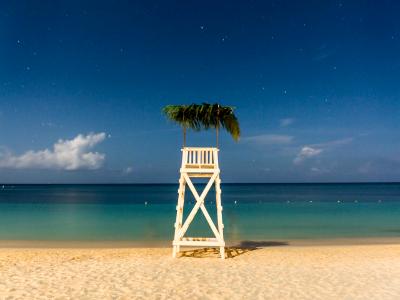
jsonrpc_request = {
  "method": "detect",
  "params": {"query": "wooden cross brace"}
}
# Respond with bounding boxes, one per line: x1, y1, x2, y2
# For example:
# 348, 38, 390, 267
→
177, 172, 222, 242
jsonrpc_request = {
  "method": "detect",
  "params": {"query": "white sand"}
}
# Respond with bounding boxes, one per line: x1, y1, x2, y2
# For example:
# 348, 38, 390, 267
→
1, 244, 400, 299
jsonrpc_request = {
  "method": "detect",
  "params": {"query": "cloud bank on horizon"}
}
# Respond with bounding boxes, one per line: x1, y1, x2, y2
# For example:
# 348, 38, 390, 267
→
0, 133, 106, 170
294, 146, 323, 164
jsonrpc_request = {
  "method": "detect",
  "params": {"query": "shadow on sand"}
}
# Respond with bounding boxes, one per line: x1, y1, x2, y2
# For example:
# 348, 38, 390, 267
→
179, 240, 289, 259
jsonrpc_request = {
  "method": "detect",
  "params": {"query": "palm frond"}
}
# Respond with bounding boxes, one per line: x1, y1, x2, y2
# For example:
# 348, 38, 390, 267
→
162, 103, 240, 141
162, 105, 201, 131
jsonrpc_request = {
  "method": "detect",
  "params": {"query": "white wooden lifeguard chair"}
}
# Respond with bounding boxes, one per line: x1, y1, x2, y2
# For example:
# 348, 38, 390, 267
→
172, 147, 225, 259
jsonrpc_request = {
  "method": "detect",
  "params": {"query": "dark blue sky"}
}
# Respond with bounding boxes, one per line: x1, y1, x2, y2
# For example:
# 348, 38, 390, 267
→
0, 1, 399, 183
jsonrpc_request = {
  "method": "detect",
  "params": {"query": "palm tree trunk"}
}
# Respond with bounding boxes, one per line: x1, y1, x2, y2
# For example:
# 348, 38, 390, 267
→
216, 105, 220, 148
216, 125, 219, 148
183, 126, 186, 148
183, 113, 186, 148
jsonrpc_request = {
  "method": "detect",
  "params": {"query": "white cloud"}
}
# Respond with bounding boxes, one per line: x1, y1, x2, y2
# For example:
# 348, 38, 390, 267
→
310, 166, 330, 174
294, 146, 323, 164
279, 118, 295, 127
294, 137, 353, 165
245, 134, 293, 145
124, 166, 133, 174
0, 133, 106, 170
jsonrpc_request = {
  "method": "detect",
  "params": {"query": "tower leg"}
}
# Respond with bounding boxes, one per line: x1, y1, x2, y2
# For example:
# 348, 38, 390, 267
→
215, 174, 225, 259
177, 181, 185, 254
172, 175, 186, 258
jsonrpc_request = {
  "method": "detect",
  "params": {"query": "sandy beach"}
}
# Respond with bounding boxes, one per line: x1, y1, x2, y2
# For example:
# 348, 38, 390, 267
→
1, 244, 400, 299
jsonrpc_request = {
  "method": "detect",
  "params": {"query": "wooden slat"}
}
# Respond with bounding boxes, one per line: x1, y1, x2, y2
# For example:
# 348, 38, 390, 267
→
182, 147, 219, 170
173, 240, 224, 247
181, 168, 219, 174
183, 237, 218, 242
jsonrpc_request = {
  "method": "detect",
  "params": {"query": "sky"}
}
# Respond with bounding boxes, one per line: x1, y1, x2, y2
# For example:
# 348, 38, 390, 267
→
0, 0, 399, 183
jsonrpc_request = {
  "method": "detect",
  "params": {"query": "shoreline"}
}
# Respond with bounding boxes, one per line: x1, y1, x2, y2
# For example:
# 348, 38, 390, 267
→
1, 236, 400, 248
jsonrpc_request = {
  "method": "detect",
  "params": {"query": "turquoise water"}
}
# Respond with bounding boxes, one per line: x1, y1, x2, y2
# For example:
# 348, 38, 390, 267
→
0, 184, 400, 243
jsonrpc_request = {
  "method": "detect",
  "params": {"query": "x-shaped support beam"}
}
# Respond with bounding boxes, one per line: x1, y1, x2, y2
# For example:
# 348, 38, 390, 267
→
177, 172, 222, 241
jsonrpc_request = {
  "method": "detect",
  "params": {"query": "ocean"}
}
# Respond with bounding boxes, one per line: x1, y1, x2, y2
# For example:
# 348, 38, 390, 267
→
0, 183, 400, 245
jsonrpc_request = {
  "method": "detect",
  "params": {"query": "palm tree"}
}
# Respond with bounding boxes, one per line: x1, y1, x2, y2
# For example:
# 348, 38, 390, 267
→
162, 104, 199, 147
162, 103, 240, 147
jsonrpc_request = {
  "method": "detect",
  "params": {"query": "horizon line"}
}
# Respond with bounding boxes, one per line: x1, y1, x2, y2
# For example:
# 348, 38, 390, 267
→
1, 182, 400, 185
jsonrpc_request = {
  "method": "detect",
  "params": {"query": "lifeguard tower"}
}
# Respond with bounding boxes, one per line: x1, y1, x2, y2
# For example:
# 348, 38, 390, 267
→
162, 103, 240, 259
172, 147, 224, 258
